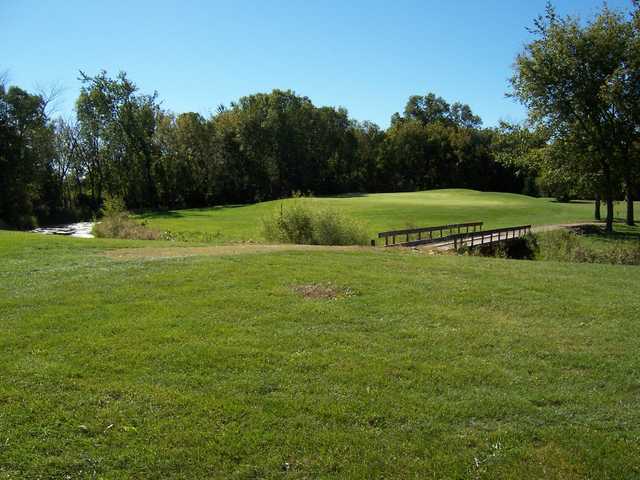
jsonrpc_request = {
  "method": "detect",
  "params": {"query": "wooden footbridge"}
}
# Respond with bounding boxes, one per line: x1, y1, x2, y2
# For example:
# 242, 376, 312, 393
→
373, 221, 532, 250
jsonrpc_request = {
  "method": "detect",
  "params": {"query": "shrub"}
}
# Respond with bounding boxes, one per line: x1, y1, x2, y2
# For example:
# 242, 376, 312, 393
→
535, 230, 582, 262
93, 196, 161, 240
263, 201, 369, 245
102, 196, 127, 217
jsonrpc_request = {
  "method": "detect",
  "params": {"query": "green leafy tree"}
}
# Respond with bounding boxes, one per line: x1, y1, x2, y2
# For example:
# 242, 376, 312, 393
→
0, 84, 57, 227
511, 3, 637, 231
400, 93, 481, 129
76, 71, 160, 209
601, 2, 640, 224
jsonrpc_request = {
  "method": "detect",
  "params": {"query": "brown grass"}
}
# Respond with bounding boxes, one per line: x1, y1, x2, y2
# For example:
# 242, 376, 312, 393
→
291, 282, 356, 300
94, 213, 162, 240
103, 244, 374, 260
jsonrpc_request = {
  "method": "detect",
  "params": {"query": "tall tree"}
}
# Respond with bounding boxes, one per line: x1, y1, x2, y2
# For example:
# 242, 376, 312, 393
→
76, 71, 160, 209
602, 3, 640, 224
0, 84, 56, 227
401, 93, 481, 129
511, 4, 636, 231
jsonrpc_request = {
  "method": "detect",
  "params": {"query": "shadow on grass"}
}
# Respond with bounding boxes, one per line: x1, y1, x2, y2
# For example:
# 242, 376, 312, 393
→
325, 192, 371, 198
549, 199, 593, 204
572, 223, 640, 242
136, 204, 248, 219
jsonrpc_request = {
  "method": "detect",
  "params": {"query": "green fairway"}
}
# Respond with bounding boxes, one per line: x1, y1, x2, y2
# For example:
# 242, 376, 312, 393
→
2, 231, 640, 478
136, 189, 615, 243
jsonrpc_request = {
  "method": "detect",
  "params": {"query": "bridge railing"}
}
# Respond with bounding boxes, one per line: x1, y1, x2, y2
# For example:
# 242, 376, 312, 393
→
374, 223, 532, 249
375, 222, 483, 247
451, 225, 532, 249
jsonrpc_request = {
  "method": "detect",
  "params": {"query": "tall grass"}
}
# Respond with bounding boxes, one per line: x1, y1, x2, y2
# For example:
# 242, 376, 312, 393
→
263, 201, 369, 245
536, 229, 640, 265
93, 197, 162, 240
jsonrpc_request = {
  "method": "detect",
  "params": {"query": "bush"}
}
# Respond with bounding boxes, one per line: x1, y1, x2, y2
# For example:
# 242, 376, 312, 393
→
263, 201, 369, 245
93, 196, 161, 240
535, 230, 582, 262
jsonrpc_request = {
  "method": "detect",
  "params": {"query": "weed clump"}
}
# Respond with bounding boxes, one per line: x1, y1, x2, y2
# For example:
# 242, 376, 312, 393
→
263, 200, 369, 245
536, 229, 640, 265
292, 282, 356, 300
93, 197, 162, 240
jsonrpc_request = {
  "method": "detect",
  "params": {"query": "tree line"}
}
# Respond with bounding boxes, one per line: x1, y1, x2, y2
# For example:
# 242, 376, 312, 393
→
0, 74, 524, 228
1, 2, 638, 230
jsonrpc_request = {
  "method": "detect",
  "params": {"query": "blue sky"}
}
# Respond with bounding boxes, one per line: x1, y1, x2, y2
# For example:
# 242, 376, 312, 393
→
1, 0, 633, 127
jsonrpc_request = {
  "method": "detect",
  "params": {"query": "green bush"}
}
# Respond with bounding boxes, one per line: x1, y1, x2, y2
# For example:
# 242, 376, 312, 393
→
94, 196, 161, 240
102, 196, 127, 217
263, 201, 369, 245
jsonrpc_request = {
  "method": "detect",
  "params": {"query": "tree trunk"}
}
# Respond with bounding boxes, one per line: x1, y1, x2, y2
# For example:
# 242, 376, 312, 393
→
603, 163, 614, 233
594, 193, 601, 221
605, 194, 614, 233
626, 182, 635, 226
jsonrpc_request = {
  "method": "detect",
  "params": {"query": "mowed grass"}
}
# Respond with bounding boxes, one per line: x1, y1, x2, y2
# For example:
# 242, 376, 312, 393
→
2, 231, 640, 478
136, 189, 621, 243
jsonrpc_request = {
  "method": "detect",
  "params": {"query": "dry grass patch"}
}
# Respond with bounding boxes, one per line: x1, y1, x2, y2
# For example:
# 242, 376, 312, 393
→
103, 244, 374, 260
291, 282, 356, 300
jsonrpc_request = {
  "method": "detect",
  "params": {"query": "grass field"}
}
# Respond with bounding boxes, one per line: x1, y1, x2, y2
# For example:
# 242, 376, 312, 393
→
2, 230, 640, 478
136, 190, 619, 243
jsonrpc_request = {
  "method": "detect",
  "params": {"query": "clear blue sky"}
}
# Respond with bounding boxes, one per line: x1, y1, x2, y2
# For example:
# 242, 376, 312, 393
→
1, 0, 633, 128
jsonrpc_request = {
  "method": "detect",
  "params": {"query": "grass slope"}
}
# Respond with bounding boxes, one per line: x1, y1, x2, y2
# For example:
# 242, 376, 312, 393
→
2, 231, 640, 478
137, 189, 618, 243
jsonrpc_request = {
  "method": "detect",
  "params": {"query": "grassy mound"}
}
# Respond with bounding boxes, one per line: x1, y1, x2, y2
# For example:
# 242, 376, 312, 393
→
136, 189, 621, 244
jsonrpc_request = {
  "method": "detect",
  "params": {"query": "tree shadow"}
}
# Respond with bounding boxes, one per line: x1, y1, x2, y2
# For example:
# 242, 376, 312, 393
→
572, 223, 640, 242
549, 199, 593, 204
326, 192, 370, 198
136, 204, 248, 219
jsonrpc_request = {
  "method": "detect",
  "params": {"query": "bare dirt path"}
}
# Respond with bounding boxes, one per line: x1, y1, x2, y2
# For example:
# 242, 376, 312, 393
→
103, 243, 375, 260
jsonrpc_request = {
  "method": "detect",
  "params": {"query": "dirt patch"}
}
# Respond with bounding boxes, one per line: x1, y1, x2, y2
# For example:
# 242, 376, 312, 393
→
291, 283, 356, 300
103, 244, 372, 260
